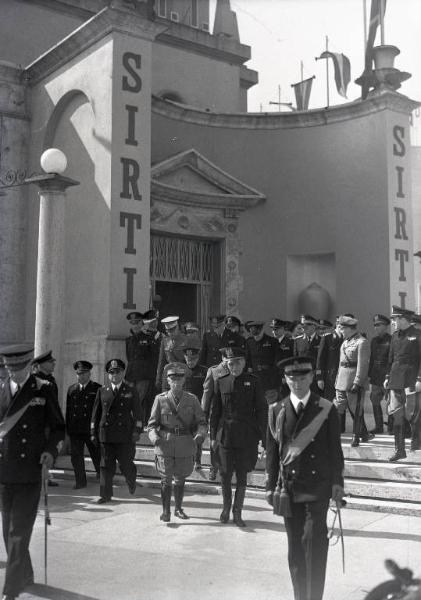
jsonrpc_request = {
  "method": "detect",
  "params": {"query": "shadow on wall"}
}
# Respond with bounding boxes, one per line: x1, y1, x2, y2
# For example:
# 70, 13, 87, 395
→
287, 253, 336, 320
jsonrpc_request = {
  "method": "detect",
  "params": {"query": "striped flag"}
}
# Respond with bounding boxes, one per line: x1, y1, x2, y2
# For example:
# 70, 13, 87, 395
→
291, 76, 315, 110
318, 52, 351, 98
361, 0, 387, 98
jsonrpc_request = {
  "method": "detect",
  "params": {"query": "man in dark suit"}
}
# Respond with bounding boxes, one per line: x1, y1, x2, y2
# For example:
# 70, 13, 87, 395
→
91, 359, 143, 503
210, 347, 265, 527
0, 344, 65, 600
199, 315, 226, 368
294, 315, 322, 395
368, 314, 391, 434
316, 318, 343, 401
265, 356, 344, 600
66, 360, 101, 489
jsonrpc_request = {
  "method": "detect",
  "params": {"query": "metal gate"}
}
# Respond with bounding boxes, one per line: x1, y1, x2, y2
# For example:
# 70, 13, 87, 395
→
150, 234, 220, 332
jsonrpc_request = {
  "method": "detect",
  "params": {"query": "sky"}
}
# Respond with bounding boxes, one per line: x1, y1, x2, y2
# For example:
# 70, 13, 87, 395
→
209, 0, 421, 138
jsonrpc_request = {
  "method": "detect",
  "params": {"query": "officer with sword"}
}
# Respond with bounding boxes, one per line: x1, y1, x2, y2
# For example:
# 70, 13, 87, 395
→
265, 355, 344, 600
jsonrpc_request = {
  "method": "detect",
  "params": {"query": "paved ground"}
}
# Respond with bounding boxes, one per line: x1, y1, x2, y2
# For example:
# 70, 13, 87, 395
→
1, 479, 420, 600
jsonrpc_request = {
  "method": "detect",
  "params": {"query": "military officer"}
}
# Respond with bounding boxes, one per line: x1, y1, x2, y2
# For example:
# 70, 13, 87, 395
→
91, 359, 143, 503
210, 347, 265, 527
198, 315, 226, 367
245, 320, 279, 390
335, 314, 372, 447
66, 361, 101, 489
201, 351, 230, 481
368, 314, 392, 434
384, 306, 421, 461
270, 318, 294, 399
316, 317, 343, 402
221, 315, 246, 348
294, 315, 322, 394
155, 316, 188, 392
147, 363, 207, 522
0, 344, 65, 600
265, 356, 344, 600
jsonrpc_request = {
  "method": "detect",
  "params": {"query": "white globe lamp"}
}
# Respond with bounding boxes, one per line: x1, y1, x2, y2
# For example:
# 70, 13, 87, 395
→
40, 148, 68, 174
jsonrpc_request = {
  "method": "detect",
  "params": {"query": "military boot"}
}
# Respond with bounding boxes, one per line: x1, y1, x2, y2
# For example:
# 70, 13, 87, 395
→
370, 405, 384, 434
220, 478, 232, 524
232, 485, 247, 527
389, 425, 407, 462
160, 483, 172, 522
174, 483, 189, 519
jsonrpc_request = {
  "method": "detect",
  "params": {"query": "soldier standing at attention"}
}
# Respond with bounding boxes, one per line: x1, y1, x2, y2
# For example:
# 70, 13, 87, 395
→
368, 314, 392, 434
91, 359, 143, 504
148, 364, 207, 522
335, 315, 372, 447
155, 316, 188, 392
66, 361, 101, 489
199, 315, 226, 368
210, 347, 265, 527
384, 306, 421, 461
265, 356, 344, 600
0, 345, 65, 600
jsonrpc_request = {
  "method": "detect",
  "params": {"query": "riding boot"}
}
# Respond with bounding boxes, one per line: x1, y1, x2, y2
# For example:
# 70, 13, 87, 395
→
387, 415, 394, 435
220, 478, 232, 524
160, 482, 172, 522
174, 482, 189, 519
351, 409, 360, 447
371, 405, 384, 434
232, 485, 247, 527
340, 412, 346, 434
389, 425, 407, 462
360, 418, 374, 442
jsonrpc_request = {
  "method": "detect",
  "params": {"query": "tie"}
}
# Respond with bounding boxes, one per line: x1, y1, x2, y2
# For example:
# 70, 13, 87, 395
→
296, 401, 304, 418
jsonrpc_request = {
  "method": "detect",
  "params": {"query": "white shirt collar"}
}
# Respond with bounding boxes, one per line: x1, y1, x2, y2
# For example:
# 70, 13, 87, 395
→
289, 390, 311, 412
277, 334, 285, 343
112, 382, 123, 392
10, 373, 30, 395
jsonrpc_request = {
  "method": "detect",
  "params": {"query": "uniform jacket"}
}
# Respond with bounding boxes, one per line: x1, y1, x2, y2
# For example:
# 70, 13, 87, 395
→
387, 325, 421, 389
91, 380, 142, 444
275, 335, 294, 363
66, 380, 101, 436
147, 390, 207, 458
201, 362, 229, 417
294, 333, 321, 363
316, 331, 342, 377
265, 394, 344, 502
199, 330, 223, 368
0, 375, 65, 484
156, 332, 188, 387
125, 330, 162, 382
335, 332, 370, 391
210, 372, 265, 448
245, 334, 279, 390
369, 332, 392, 386
184, 364, 207, 398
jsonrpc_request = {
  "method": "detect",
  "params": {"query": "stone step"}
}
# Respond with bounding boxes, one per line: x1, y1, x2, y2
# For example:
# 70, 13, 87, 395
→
342, 434, 421, 463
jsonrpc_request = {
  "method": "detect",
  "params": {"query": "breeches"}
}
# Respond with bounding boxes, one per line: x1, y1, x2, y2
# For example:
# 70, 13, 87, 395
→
334, 390, 364, 418
1, 480, 41, 596
155, 455, 194, 485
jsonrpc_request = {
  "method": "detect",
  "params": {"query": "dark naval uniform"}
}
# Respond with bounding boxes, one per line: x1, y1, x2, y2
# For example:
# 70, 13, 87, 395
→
316, 330, 343, 401
368, 332, 391, 433
245, 333, 279, 391
0, 374, 65, 597
266, 393, 344, 600
66, 379, 101, 486
91, 380, 142, 501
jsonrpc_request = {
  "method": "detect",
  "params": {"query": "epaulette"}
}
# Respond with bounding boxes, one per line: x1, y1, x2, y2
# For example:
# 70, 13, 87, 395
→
35, 376, 51, 389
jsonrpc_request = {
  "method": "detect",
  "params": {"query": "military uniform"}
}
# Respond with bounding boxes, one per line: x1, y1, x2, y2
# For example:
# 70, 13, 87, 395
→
334, 329, 370, 444
91, 378, 142, 501
316, 330, 343, 401
156, 331, 188, 390
265, 390, 344, 600
294, 331, 322, 395
245, 333, 279, 391
201, 361, 229, 479
66, 378, 101, 487
369, 329, 391, 433
210, 361, 265, 526
0, 345, 65, 599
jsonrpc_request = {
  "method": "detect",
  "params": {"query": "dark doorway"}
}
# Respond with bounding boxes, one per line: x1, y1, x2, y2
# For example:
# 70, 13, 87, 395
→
155, 281, 198, 323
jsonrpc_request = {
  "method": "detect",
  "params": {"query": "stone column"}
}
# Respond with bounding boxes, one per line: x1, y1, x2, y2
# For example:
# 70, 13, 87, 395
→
25, 173, 79, 396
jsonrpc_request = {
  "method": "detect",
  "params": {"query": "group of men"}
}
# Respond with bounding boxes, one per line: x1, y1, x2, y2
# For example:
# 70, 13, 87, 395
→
1, 302, 421, 600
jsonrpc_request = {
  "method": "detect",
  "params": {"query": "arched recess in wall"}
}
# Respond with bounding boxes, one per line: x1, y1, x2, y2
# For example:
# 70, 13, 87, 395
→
157, 89, 185, 104
43, 89, 91, 151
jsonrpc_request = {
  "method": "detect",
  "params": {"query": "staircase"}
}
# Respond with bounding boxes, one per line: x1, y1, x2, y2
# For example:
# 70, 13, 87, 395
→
54, 433, 421, 516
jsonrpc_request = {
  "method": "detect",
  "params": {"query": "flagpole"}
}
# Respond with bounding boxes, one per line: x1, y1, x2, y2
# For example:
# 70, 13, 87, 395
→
300, 60, 304, 83
380, 0, 385, 44
325, 35, 330, 107
363, 0, 367, 53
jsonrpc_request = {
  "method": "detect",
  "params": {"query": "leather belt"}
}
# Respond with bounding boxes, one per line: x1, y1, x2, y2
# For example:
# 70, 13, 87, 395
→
160, 425, 191, 436
340, 361, 357, 367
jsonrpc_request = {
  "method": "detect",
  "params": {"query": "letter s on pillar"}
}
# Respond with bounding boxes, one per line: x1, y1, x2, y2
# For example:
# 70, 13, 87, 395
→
122, 53, 142, 93
393, 125, 405, 157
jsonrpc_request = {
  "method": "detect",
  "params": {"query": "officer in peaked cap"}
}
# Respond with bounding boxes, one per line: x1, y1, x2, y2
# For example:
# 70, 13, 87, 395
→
220, 316, 246, 352
66, 361, 101, 489
0, 344, 64, 598
270, 318, 294, 363
265, 355, 344, 600
384, 305, 421, 460
368, 314, 392, 434
91, 358, 143, 503
199, 315, 226, 368
294, 316, 322, 394
156, 316, 188, 392
147, 362, 207, 522
210, 346, 266, 527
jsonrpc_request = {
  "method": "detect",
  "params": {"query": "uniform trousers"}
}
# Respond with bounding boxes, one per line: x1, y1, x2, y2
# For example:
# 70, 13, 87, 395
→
284, 498, 330, 600
155, 454, 194, 485
70, 433, 101, 485
387, 389, 406, 424
1, 480, 41, 596
99, 442, 137, 500
217, 446, 255, 486
334, 390, 369, 435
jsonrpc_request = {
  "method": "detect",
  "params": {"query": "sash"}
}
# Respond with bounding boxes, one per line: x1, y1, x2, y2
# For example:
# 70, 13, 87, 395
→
283, 398, 332, 465
0, 400, 32, 441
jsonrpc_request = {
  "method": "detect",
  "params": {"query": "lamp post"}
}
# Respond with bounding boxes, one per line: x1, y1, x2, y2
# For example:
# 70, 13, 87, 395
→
25, 149, 79, 396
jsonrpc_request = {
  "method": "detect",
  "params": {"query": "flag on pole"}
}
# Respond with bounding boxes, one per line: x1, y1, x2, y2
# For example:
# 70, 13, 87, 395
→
291, 76, 315, 110
360, 0, 387, 98
318, 51, 351, 98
